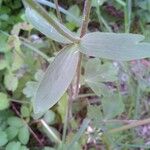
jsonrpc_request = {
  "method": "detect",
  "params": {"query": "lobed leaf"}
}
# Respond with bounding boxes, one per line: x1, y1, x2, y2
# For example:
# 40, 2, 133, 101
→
79, 32, 150, 61
34, 45, 79, 113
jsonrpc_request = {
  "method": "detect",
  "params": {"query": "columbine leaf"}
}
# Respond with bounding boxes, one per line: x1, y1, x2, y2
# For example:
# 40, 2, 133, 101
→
25, 7, 76, 44
79, 32, 150, 61
102, 92, 125, 119
34, 45, 79, 113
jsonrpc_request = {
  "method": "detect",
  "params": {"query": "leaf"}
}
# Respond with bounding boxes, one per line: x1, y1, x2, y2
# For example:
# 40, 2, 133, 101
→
37, 0, 81, 25
43, 110, 55, 124
0, 92, 9, 110
0, 131, 8, 146
6, 126, 19, 140
4, 73, 18, 91
6, 141, 21, 150
85, 58, 118, 83
0, 33, 9, 52
87, 105, 103, 127
25, 7, 75, 44
66, 5, 81, 26
34, 45, 79, 114
67, 118, 90, 149
23, 81, 38, 98
18, 126, 30, 145
21, 106, 30, 117
84, 59, 118, 96
0, 59, 7, 70
20, 146, 29, 150
102, 93, 125, 119
7, 117, 24, 128
57, 93, 68, 123
79, 32, 150, 61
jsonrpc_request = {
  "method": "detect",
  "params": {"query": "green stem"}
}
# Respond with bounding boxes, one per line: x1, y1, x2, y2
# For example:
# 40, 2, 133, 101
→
53, 0, 62, 23
40, 119, 62, 144
96, 6, 112, 32
108, 117, 150, 133
24, 0, 80, 43
124, 0, 132, 33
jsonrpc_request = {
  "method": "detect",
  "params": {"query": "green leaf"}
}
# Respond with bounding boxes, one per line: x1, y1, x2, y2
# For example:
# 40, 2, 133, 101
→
0, 33, 9, 52
6, 126, 19, 140
24, 0, 79, 43
102, 93, 125, 119
20, 146, 29, 150
43, 110, 55, 124
87, 105, 103, 127
67, 118, 90, 149
66, 5, 81, 26
79, 32, 150, 61
34, 45, 79, 113
6, 141, 21, 150
18, 126, 30, 145
84, 59, 118, 96
23, 81, 38, 98
85, 58, 118, 83
0, 131, 8, 146
57, 93, 68, 123
25, 7, 75, 44
21, 106, 30, 117
7, 117, 24, 128
0, 59, 7, 70
37, 0, 81, 25
4, 73, 18, 91
0, 92, 9, 110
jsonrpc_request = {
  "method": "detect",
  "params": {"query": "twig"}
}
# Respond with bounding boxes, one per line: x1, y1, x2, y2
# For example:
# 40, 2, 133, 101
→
11, 103, 43, 146
75, 0, 92, 97
53, 0, 62, 23
108, 118, 150, 133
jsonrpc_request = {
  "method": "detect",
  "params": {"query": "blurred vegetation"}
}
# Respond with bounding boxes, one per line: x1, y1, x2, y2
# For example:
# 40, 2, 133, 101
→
0, 0, 150, 149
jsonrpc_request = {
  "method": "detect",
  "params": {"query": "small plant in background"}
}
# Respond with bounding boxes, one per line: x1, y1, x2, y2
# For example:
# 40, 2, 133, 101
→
0, 0, 150, 149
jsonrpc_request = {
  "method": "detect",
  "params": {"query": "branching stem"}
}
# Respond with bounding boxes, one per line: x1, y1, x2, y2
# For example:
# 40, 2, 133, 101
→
75, 0, 92, 97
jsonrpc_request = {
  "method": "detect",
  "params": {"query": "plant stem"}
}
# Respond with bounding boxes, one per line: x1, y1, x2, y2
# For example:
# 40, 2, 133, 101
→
108, 117, 150, 133
20, 37, 50, 62
24, 0, 80, 43
12, 103, 43, 146
40, 119, 62, 144
96, 6, 112, 32
124, 0, 132, 33
53, 0, 62, 23
75, 0, 92, 97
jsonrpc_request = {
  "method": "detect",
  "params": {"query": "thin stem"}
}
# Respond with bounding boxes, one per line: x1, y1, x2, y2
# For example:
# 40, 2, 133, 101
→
11, 103, 43, 146
24, 0, 80, 43
96, 6, 112, 32
75, 0, 92, 97
37, 0, 81, 25
11, 99, 30, 104
20, 37, 50, 62
134, 83, 141, 119
108, 117, 150, 133
53, 0, 62, 23
124, 0, 132, 33
40, 119, 62, 144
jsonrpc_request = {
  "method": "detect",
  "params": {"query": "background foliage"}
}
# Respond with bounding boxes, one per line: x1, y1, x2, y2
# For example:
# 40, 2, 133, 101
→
0, 0, 150, 149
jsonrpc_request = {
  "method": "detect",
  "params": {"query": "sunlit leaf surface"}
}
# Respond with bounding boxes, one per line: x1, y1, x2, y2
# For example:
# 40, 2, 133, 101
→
79, 32, 150, 61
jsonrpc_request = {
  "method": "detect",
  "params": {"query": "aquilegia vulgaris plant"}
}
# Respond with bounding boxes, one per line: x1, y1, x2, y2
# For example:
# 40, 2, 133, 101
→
23, 0, 150, 114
